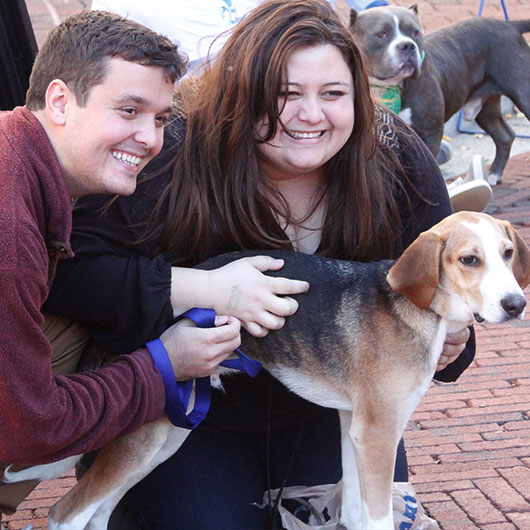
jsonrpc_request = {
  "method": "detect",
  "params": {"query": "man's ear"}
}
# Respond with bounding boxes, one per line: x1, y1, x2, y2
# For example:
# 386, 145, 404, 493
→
45, 79, 73, 126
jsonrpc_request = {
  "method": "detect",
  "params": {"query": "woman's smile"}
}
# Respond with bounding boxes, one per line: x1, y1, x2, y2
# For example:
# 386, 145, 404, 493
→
256, 43, 355, 181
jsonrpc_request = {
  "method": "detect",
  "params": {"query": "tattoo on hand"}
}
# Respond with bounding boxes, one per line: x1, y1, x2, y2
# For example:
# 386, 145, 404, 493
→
227, 285, 243, 311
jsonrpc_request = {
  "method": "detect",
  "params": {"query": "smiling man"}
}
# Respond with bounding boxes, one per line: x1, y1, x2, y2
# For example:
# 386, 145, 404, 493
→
0, 9, 189, 520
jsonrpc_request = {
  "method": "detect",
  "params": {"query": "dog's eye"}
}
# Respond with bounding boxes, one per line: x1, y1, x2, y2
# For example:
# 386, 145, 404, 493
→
504, 248, 514, 260
376, 31, 388, 40
412, 30, 420, 38
460, 255, 479, 266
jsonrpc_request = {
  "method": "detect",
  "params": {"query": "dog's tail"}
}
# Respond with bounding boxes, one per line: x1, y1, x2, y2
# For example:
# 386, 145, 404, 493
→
510, 20, 530, 35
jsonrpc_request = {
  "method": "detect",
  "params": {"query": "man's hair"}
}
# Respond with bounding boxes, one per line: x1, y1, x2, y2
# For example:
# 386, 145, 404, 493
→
26, 10, 185, 110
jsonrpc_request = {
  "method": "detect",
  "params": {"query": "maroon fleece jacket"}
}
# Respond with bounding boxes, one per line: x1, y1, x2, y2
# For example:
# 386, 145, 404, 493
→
0, 107, 165, 466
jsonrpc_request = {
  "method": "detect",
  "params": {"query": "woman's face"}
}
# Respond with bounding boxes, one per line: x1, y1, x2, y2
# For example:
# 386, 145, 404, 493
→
256, 43, 355, 182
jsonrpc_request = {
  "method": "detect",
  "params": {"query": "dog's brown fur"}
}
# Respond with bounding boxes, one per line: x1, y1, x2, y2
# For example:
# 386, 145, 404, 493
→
5, 211, 530, 529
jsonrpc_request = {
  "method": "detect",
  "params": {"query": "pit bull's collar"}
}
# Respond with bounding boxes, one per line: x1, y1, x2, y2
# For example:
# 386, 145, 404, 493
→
371, 50, 425, 114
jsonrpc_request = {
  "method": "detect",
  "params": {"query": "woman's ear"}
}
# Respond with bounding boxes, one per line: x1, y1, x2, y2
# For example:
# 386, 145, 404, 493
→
44, 79, 73, 126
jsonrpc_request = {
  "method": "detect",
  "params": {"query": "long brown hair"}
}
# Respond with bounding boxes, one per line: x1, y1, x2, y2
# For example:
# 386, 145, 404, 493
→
149, 0, 406, 262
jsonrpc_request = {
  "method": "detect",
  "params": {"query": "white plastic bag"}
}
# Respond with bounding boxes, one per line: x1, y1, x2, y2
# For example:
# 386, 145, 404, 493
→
261, 481, 440, 530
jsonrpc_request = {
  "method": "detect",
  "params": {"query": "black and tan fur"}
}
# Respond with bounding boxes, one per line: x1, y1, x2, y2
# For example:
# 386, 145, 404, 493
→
5, 211, 530, 529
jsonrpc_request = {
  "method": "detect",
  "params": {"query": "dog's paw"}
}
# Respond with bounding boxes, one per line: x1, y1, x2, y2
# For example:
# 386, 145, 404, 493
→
488, 172, 502, 186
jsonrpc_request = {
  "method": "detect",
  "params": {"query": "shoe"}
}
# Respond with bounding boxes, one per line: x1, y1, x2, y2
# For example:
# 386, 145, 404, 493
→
437, 139, 453, 165
448, 154, 492, 212
449, 180, 492, 212
464, 154, 488, 183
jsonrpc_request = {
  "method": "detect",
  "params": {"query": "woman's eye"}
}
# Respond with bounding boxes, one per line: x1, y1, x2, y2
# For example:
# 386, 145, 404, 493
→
279, 91, 299, 98
324, 90, 346, 98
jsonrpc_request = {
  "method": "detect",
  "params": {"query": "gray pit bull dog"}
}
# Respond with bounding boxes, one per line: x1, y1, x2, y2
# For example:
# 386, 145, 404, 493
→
350, 5, 530, 186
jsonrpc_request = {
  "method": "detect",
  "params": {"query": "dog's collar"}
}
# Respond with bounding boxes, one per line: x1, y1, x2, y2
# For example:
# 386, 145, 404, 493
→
370, 50, 426, 114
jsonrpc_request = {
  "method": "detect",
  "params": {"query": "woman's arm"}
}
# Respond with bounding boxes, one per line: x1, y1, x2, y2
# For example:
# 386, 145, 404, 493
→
45, 173, 175, 353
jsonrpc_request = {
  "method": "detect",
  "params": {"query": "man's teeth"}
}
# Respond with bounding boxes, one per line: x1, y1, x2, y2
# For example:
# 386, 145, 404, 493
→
289, 131, 322, 139
112, 151, 141, 166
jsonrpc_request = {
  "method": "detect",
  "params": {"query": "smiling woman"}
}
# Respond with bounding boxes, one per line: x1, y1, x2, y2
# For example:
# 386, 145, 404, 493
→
256, 44, 355, 181
45, 0, 476, 528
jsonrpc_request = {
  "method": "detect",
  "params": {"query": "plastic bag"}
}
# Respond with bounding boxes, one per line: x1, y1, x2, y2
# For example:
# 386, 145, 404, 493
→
261, 481, 440, 530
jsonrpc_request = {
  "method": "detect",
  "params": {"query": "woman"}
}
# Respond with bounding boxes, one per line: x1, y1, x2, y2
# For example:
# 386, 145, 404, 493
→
46, 0, 474, 527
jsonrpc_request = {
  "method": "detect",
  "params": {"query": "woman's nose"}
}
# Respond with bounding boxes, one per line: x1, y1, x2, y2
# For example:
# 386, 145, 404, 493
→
297, 96, 325, 123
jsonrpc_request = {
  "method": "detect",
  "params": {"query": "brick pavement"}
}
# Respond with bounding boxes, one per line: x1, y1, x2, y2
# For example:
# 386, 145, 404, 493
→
3, 0, 530, 529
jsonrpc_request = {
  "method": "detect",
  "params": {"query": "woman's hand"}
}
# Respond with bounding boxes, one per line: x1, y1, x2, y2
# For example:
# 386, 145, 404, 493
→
207, 256, 309, 337
437, 327, 470, 372
160, 315, 241, 381
171, 256, 309, 338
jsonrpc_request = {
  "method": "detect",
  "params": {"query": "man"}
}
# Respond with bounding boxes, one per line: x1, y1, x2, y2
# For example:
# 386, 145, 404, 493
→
0, 10, 243, 519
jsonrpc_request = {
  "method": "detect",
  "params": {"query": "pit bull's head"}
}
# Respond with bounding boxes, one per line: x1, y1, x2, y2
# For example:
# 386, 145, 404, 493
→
350, 5, 424, 86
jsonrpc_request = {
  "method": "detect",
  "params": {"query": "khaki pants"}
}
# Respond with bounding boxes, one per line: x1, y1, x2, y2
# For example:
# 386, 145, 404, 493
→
0, 312, 89, 517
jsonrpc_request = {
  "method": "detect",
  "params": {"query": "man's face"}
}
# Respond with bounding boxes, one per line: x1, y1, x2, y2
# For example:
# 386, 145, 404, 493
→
58, 58, 174, 197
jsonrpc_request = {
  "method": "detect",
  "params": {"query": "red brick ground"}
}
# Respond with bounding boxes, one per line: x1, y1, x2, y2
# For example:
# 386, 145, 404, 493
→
3, 1, 530, 529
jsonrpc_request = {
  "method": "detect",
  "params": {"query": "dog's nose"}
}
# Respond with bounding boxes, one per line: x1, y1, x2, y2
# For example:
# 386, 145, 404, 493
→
398, 42, 416, 54
501, 293, 527, 317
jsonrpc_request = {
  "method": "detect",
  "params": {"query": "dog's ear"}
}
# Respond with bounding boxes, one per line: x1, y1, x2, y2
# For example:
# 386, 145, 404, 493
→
387, 231, 443, 309
350, 8, 358, 28
502, 220, 530, 288
409, 4, 419, 14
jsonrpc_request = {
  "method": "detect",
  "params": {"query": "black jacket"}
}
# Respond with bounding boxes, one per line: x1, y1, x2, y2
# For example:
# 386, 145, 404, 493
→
45, 111, 475, 432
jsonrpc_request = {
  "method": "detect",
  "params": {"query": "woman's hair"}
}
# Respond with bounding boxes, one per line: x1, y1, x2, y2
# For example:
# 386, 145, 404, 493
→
149, 0, 408, 262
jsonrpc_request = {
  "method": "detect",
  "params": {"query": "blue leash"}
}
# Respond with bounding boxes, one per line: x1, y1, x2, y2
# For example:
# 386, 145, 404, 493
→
146, 308, 262, 429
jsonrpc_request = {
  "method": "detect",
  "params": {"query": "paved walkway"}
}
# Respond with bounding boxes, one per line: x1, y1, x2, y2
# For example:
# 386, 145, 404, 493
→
3, 0, 530, 529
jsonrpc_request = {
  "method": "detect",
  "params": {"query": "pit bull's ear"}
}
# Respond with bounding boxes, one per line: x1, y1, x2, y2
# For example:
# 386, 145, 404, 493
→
502, 220, 530, 288
350, 8, 358, 28
409, 4, 419, 14
387, 231, 443, 309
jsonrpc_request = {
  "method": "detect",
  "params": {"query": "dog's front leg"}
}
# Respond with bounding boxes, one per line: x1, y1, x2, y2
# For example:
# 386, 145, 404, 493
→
338, 410, 362, 530
49, 416, 190, 530
339, 409, 397, 530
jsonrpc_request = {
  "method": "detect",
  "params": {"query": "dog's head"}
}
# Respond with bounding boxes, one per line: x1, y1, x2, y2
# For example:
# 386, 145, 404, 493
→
387, 212, 530, 325
350, 5, 424, 86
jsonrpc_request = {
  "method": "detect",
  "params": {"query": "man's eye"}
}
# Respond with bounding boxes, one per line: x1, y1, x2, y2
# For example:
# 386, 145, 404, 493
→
121, 107, 136, 117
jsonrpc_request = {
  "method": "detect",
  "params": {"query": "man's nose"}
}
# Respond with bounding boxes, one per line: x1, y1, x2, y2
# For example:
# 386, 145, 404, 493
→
134, 117, 162, 152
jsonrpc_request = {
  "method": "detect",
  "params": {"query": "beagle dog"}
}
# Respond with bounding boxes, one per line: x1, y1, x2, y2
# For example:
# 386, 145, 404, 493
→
5, 211, 530, 530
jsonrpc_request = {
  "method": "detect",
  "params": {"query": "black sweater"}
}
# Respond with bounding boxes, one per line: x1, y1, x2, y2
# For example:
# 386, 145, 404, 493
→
45, 112, 475, 432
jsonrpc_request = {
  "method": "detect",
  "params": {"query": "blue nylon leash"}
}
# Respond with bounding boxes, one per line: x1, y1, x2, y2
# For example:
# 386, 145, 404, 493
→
146, 308, 262, 429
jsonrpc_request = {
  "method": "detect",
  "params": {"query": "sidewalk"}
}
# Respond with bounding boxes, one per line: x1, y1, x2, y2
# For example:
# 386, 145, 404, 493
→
3, 1, 530, 529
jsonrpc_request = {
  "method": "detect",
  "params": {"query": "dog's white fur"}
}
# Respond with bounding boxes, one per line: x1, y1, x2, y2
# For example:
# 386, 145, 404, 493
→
4, 212, 530, 530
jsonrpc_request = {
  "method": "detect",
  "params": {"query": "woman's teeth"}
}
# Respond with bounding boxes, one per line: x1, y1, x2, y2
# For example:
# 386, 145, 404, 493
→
289, 131, 323, 139
112, 151, 141, 167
